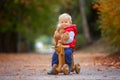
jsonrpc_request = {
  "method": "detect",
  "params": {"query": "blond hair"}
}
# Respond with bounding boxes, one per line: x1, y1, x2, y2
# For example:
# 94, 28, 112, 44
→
59, 13, 72, 21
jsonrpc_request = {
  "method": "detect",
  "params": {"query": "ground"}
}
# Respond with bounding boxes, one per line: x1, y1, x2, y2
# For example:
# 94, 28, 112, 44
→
0, 51, 120, 80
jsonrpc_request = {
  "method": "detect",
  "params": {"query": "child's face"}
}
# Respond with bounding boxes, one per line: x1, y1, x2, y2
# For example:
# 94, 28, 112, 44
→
59, 17, 71, 28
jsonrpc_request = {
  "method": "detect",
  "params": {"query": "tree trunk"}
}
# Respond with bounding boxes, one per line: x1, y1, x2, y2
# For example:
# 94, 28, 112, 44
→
17, 0, 22, 53
17, 32, 22, 52
0, 32, 17, 52
78, 0, 92, 44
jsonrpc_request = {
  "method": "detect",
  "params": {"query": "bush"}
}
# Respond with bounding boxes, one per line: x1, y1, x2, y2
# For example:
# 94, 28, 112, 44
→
75, 34, 87, 50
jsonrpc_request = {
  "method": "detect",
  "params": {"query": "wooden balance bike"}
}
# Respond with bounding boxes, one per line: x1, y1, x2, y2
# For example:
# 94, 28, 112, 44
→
52, 43, 80, 75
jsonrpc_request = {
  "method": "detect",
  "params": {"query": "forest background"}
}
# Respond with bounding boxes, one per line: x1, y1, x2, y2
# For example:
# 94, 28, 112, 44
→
0, 0, 120, 54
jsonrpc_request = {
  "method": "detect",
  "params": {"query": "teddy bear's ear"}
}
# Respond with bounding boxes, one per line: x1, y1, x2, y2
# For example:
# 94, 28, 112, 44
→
57, 24, 61, 28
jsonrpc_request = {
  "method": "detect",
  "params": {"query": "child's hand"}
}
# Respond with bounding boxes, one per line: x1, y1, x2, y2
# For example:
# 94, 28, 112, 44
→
61, 32, 69, 44
59, 29, 65, 34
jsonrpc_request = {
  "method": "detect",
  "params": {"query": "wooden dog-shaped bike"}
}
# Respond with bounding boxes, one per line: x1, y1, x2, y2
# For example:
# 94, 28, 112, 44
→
52, 43, 80, 75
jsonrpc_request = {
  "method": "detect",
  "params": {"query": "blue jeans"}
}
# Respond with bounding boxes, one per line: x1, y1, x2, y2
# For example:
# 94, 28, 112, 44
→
52, 48, 73, 67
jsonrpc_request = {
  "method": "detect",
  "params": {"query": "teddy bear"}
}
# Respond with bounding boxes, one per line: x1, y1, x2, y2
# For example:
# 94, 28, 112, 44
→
53, 24, 69, 45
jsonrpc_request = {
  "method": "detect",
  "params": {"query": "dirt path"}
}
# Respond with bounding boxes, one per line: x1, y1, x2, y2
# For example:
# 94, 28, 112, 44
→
0, 52, 120, 80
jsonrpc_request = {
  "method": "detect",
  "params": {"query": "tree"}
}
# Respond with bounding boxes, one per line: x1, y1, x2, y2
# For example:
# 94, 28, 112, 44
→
0, 0, 58, 52
78, 0, 92, 44
94, 0, 120, 50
